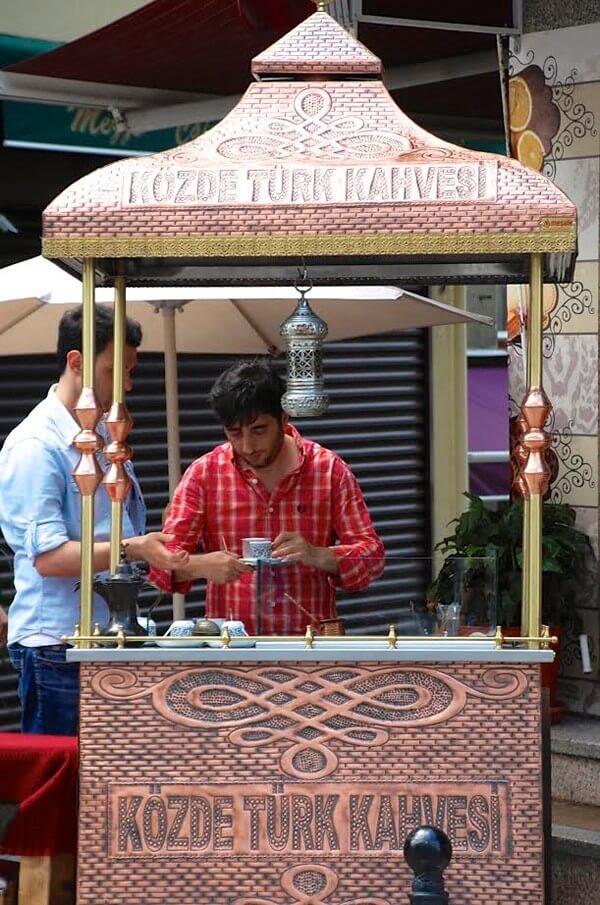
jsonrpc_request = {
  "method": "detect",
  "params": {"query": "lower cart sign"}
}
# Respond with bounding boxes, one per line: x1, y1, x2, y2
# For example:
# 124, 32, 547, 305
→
109, 781, 510, 859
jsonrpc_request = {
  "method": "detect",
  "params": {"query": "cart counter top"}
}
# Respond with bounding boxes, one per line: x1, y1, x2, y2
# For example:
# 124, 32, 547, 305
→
67, 638, 554, 664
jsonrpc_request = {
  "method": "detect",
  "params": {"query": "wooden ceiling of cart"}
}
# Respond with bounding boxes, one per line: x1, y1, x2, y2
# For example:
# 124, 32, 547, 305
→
11, 1, 576, 286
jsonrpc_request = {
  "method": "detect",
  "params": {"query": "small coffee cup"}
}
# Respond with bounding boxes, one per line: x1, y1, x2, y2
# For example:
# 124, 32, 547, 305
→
164, 619, 195, 638
221, 619, 248, 637
242, 537, 272, 560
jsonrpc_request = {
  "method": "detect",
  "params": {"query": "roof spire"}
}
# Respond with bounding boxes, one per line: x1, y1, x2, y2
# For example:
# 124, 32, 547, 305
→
313, 0, 334, 11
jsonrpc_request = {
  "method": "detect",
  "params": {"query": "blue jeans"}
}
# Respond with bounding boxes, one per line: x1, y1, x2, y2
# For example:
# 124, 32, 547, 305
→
8, 644, 79, 736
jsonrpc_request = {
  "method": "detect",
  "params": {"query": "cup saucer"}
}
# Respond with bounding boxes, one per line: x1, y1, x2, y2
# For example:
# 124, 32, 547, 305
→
241, 557, 290, 567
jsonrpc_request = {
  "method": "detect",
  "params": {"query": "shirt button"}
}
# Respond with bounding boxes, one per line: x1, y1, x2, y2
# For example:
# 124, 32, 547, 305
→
269, 507, 274, 513
252, 478, 258, 484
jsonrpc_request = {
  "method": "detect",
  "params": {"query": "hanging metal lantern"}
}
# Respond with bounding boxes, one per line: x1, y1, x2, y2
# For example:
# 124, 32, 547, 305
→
280, 284, 329, 417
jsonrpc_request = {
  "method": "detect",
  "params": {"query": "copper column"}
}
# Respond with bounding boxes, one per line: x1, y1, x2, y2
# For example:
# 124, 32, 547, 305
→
520, 253, 552, 646
72, 258, 103, 645
103, 263, 133, 573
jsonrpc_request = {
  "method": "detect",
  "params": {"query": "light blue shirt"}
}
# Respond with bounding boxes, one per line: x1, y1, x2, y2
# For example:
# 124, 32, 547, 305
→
0, 386, 146, 645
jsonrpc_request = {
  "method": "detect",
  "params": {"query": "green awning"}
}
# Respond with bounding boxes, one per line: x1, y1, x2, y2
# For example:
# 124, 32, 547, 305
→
2, 100, 216, 157
0, 31, 216, 156
0, 32, 60, 67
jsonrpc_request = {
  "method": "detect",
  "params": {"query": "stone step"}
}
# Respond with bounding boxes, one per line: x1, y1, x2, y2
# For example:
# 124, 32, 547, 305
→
550, 717, 600, 904
551, 800, 600, 905
551, 715, 600, 806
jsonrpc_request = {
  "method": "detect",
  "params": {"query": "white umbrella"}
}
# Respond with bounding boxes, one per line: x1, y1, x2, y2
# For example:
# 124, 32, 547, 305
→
0, 252, 493, 476
0, 256, 491, 354
0, 255, 493, 479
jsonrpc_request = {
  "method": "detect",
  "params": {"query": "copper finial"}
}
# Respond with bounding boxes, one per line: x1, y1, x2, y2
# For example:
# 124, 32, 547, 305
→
522, 449, 551, 496
313, 0, 334, 10
72, 451, 103, 496
104, 401, 133, 443
73, 386, 103, 431
103, 401, 133, 502
521, 386, 552, 430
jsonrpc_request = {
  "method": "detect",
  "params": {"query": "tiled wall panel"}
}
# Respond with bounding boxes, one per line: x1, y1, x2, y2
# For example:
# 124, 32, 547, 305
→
509, 23, 600, 714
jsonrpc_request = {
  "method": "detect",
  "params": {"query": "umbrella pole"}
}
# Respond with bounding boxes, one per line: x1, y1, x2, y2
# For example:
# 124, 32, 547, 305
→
161, 305, 186, 621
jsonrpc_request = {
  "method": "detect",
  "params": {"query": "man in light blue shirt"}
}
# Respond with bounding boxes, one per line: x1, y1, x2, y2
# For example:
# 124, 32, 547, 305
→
0, 305, 187, 735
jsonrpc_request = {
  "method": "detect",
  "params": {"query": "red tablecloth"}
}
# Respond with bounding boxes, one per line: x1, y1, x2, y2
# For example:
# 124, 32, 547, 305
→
0, 732, 78, 856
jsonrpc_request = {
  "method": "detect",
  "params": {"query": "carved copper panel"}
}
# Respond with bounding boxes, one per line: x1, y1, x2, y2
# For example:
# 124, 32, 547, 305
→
78, 660, 544, 905
43, 13, 576, 262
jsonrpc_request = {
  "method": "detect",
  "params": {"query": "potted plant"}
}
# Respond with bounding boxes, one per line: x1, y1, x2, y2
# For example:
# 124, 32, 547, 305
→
430, 493, 594, 717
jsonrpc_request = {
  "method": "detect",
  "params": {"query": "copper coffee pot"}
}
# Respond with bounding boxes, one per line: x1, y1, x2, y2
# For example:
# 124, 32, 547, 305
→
283, 593, 345, 635
92, 549, 161, 644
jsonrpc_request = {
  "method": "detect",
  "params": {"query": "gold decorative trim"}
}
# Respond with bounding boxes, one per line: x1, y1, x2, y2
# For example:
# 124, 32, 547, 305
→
43, 227, 576, 259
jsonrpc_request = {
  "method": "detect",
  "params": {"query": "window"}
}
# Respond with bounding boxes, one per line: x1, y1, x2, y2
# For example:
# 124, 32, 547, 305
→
466, 286, 510, 502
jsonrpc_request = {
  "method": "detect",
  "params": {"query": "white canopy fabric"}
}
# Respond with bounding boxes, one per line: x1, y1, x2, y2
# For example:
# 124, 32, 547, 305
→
0, 256, 492, 356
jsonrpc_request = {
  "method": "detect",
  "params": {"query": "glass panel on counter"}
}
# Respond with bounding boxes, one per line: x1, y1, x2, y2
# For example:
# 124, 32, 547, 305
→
247, 554, 498, 638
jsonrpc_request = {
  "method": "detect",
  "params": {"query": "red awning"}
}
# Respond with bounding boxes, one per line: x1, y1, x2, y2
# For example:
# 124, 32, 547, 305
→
7, 0, 502, 121
8, 0, 314, 95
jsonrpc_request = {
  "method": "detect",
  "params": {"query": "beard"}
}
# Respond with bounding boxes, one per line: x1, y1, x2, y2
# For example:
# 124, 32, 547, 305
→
240, 425, 285, 470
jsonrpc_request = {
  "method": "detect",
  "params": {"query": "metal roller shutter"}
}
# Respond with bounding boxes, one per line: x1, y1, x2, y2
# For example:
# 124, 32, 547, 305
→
0, 332, 429, 730
0, 357, 62, 731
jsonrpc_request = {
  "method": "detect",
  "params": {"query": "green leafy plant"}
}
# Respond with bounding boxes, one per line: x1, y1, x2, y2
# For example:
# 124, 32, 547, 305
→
431, 493, 594, 628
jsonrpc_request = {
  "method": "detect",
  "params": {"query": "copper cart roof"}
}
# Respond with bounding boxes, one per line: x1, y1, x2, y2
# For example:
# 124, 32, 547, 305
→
42, 11, 577, 287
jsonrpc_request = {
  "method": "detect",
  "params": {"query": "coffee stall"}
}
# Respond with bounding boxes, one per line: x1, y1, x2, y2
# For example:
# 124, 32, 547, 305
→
41, 4, 577, 903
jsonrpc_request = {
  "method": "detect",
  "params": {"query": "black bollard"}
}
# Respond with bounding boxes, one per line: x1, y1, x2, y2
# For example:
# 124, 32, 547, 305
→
404, 825, 452, 905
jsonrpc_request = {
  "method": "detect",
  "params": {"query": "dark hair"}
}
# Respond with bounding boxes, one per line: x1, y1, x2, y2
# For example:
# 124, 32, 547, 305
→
208, 359, 285, 427
56, 305, 142, 375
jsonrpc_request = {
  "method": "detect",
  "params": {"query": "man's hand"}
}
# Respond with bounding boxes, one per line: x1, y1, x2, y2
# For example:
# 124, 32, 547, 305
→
0, 606, 7, 647
272, 532, 340, 576
272, 531, 316, 566
200, 551, 255, 584
125, 533, 190, 571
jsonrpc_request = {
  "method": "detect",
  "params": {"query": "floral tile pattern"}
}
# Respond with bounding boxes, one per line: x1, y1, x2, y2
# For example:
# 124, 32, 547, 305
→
554, 81, 600, 160
552, 158, 598, 261
509, 45, 598, 175
510, 23, 600, 716
544, 335, 598, 434
551, 433, 597, 507
550, 261, 598, 334
525, 24, 600, 83
510, 336, 599, 436
560, 609, 599, 683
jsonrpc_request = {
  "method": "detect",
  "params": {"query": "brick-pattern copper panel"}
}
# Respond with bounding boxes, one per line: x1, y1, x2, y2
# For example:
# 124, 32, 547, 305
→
251, 12, 382, 76
42, 14, 576, 259
78, 660, 544, 905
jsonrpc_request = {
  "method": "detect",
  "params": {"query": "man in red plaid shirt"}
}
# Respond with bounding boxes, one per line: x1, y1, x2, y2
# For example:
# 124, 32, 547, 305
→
149, 360, 384, 634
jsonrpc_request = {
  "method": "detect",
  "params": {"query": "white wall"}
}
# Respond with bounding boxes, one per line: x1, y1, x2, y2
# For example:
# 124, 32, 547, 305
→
0, 1, 148, 42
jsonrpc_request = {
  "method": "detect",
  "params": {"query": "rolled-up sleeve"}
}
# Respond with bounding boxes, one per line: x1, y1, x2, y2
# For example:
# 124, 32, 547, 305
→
149, 461, 206, 594
328, 458, 385, 591
0, 440, 69, 561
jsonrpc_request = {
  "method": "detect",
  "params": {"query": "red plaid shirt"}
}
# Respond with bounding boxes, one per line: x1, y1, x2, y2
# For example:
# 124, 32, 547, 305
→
150, 425, 384, 634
